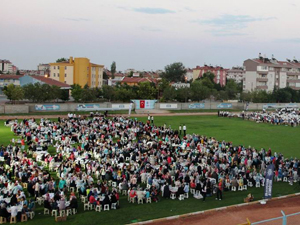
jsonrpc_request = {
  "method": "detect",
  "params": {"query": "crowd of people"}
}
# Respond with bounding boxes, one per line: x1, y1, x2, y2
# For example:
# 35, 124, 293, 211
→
219, 108, 300, 127
1, 112, 299, 222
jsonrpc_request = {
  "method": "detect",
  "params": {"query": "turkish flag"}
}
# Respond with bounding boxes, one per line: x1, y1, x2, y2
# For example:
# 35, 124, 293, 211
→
140, 100, 145, 108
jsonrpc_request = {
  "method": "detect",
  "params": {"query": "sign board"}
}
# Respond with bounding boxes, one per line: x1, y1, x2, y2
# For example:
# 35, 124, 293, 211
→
160, 103, 178, 109
35, 104, 60, 111
131, 100, 157, 109
188, 103, 205, 109
264, 164, 274, 199
111, 104, 131, 109
76, 104, 103, 111
262, 103, 277, 109
217, 103, 232, 109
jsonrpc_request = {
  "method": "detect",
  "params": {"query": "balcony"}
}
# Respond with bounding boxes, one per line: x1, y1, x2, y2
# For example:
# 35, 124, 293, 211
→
256, 85, 268, 90
287, 79, 300, 83
257, 70, 268, 74
290, 87, 300, 90
256, 77, 268, 82
287, 71, 300, 76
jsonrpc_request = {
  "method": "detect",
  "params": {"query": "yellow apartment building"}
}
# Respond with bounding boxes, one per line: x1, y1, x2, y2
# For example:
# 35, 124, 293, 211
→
49, 57, 104, 88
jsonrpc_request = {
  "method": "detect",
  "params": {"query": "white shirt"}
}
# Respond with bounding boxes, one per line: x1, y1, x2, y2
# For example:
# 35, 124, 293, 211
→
183, 126, 186, 130
10, 206, 18, 217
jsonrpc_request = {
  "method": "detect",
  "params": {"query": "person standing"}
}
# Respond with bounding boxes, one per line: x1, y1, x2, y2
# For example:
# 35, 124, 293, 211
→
179, 125, 182, 136
202, 183, 207, 202
151, 116, 154, 124
216, 179, 223, 200
183, 124, 186, 136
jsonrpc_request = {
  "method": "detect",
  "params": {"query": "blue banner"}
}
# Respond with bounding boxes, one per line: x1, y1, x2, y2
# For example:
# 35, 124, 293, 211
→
35, 104, 60, 111
264, 163, 275, 199
217, 103, 232, 109
263, 103, 277, 109
189, 103, 205, 109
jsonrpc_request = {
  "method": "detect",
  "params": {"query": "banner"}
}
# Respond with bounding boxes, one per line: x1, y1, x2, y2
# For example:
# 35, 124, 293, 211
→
263, 103, 277, 109
131, 100, 157, 110
35, 104, 60, 111
189, 103, 205, 109
76, 104, 103, 111
111, 104, 131, 109
160, 103, 177, 109
217, 103, 232, 109
264, 163, 275, 199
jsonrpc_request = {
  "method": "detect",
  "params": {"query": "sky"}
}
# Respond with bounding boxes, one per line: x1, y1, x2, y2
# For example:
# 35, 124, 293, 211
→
1, 0, 299, 71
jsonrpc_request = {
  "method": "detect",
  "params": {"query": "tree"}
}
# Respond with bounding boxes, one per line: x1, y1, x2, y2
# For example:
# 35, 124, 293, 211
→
128, 71, 134, 77
162, 86, 176, 101
59, 89, 69, 102
115, 88, 135, 102
102, 85, 115, 101
4, 84, 24, 103
16, 70, 21, 75
162, 62, 187, 82
56, 58, 67, 63
111, 61, 116, 79
225, 79, 239, 99
157, 78, 170, 98
202, 72, 215, 83
71, 84, 82, 102
137, 82, 157, 99
176, 87, 191, 102
190, 80, 210, 101
81, 88, 97, 102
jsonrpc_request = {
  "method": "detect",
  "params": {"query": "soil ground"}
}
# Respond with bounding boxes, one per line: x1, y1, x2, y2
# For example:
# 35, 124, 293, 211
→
149, 195, 300, 225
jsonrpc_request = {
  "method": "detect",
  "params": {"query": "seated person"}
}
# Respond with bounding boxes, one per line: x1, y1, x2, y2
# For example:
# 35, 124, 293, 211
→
69, 196, 78, 210
89, 193, 98, 206
0, 203, 9, 221
244, 193, 254, 203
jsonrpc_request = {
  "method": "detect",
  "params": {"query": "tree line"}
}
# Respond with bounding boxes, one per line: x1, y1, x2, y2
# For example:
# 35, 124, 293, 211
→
3, 61, 300, 104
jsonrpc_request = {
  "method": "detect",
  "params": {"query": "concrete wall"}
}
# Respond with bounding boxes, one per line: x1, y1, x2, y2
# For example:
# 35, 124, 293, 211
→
2, 105, 29, 114
1, 102, 299, 114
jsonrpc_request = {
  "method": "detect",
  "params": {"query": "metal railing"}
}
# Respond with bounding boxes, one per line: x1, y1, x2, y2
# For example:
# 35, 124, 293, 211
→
241, 210, 300, 225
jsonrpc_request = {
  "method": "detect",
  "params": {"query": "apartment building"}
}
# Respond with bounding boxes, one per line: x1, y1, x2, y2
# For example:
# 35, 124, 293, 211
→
192, 65, 228, 86
0, 60, 13, 73
226, 67, 245, 83
243, 55, 300, 92
49, 57, 104, 88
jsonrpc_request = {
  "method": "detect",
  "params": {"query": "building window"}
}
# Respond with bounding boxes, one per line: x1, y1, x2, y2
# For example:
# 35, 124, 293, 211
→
65, 66, 67, 70
65, 74, 67, 77
261, 66, 268, 70
58, 73, 60, 77
53, 73, 56, 77
58, 66, 60, 69
54, 66, 56, 69
64, 81, 66, 84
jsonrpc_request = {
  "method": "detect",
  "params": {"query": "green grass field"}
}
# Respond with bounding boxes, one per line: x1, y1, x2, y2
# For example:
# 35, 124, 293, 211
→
1, 115, 300, 225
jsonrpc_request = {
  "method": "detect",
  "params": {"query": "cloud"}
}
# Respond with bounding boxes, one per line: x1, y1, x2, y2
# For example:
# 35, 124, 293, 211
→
63, 18, 90, 22
277, 38, 300, 43
194, 14, 276, 30
184, 7, 196, 12
133, 7, 175, 14
140, 27, 162, 32
209, 30, 247, 37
